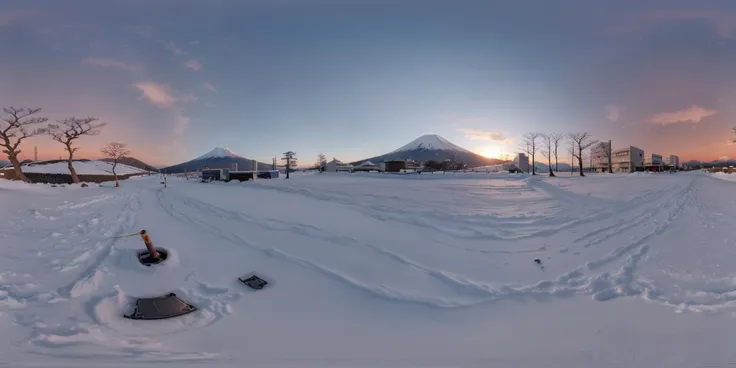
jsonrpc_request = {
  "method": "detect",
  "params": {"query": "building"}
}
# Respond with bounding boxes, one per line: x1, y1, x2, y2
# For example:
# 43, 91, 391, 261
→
611, 146, 644, 173
591, 141, 612, 172
666, 154, 680, 169
512, 153, 530, 173
326, 159, 354, 172
385, 160, 406, 173
644, 153, 664, 172
353, 160, 381, 172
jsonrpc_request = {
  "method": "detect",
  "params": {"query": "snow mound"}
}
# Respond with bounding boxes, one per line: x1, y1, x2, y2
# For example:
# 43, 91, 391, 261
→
194, 147, 241, 160
19, 161, 148, 175
391, 134, 470, 153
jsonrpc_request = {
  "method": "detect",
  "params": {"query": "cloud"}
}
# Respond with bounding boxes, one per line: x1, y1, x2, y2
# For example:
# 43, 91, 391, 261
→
184, 59, 201, 71
83, 58, 138, 72
641, 11, 736, 38
174, 115, 190, 136
457, 128, 512, 144
605, 105, 625, 122
203, 82, 218, 92
192, 40, 200, 45
718, 156, 732, 162
648, 105, 718, 125
0, 7, 44, 27
132, 82, 196, 108
159, 40, 185, 56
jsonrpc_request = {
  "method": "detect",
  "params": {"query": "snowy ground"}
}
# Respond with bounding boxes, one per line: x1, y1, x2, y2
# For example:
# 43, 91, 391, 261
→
18, 160, 148, 175
1, 171, 736, 367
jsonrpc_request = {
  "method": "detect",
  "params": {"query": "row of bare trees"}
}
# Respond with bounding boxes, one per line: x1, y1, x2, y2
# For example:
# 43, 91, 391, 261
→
520, 132, 598, 177
1, 106, 130, 187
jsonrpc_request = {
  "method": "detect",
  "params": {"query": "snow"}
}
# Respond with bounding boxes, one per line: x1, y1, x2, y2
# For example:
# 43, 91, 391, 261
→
711, 171, 736, 182
18, 160, 149, 175
1, 171, 736, 367
193, 147, 241, 160
391, 134, 471, 153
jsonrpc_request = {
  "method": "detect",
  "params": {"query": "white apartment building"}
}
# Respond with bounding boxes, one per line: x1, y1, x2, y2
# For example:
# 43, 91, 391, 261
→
644, 153, 664, 171
666, 154, 680, 169
513, 153, 530, 173
611, 146, 644, 173
591, 141, 611, 172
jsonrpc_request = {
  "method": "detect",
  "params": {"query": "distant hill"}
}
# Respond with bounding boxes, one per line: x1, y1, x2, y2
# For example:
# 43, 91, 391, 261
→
0, 159, 8, 168
683, 158, 736, 168
353, 134, 504, 168
534, 162, 575, 172
101, 157, 159, 172
162, 147, 273, 173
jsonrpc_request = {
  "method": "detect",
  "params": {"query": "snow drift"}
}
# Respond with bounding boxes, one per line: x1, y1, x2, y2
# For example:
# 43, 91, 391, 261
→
0, 171, 735, 367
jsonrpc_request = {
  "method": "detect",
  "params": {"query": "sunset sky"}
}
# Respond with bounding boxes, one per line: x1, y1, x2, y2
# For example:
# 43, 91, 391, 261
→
2, 0, 736, 167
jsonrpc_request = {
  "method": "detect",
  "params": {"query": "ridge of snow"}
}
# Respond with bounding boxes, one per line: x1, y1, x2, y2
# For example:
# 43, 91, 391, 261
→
391, 134, 471, 154
194, 147, 242, 160
16, 160, 148, 175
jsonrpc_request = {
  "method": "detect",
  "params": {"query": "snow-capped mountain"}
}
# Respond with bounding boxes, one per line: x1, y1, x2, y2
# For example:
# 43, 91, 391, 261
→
193, 147, 240, 160
390, 134, 471, 154
354, 134, 503, 168
162, 147, 272, 173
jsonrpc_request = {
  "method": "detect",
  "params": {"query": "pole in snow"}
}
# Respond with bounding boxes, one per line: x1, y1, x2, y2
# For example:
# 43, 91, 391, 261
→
139, 230, 159, 258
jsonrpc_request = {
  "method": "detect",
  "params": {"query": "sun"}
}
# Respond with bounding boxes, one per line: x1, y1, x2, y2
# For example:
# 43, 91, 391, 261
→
476, 145, 505, 160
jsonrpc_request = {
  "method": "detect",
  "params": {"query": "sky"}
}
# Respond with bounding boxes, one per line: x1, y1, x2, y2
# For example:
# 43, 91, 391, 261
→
2, 0, 736, 167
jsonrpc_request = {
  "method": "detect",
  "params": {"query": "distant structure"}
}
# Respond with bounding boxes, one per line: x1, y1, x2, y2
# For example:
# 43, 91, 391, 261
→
513, 153, 530, 173
34, 146, 38, 162
611, 146, 644, 173
326, 158, 354, 172
591, 141, 612, 172
644, 153, 664, 172
666, 154, 680, 169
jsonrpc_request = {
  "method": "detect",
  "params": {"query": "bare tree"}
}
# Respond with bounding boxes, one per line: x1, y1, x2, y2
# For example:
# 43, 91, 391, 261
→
0, 107, 48, 182
732, 127, 736, 143
317, 153, 326, 172
282, 151, 297, 179
48, 117, 107, 183
568, 132, 598, 177
100, 142, 130, 187
540, 134, 556, 177
550, 133, 564, 172
520, 132, 541, 175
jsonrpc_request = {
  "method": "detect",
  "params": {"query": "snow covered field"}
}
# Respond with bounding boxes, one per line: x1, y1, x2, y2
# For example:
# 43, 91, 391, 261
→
1, 171, 736, 367
17, 160, 149, 175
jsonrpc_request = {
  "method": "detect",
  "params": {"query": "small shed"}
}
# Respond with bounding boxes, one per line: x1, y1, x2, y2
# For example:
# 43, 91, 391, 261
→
385, 160, 406, 173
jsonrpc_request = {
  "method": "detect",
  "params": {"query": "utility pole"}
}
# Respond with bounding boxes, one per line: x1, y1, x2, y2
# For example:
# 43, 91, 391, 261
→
34, 146, 38, 162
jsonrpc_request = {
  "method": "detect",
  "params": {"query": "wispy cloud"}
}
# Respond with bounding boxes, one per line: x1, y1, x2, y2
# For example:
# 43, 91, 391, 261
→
83, 58, 138, 72
641, 11, 736, 38
132, 82, 196, 109
457, 128, 512, 144
191, 40, 200, 45
174, 115, 190, 136
605, 105, 625, 122
184, 59, 202, 71
203, 82, 218, 92
159, 40, 185, 56
0, 7, 44, 27
648, 105, 718, 126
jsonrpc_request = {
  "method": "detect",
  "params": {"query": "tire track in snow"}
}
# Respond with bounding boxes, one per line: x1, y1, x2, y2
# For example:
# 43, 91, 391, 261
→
156, 188, 612, 308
